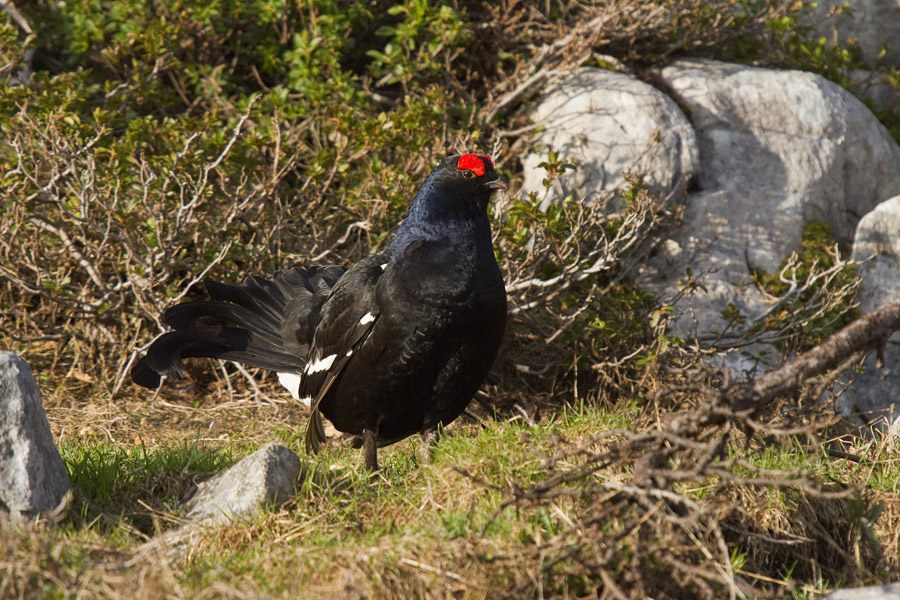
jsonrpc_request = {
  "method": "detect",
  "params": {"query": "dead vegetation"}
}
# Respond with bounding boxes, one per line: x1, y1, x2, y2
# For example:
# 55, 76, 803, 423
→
478, 305, 900, 598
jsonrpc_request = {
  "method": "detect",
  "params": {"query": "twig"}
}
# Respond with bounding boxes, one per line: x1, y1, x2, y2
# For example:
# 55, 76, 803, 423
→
1, 0, 32, 35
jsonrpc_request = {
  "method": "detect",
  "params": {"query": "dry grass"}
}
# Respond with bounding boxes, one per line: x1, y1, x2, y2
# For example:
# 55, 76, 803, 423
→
43, 377, 308, 451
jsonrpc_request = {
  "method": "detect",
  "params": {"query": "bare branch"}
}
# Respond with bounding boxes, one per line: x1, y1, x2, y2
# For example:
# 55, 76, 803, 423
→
738, 303, 900, 411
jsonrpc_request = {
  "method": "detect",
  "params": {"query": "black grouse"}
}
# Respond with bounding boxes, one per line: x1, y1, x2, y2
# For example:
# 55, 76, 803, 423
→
131, 153, 508, 470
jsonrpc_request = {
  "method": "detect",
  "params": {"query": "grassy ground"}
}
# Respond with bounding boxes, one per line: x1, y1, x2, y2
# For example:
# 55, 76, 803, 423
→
4, 377, 900, 599
5, 385, 625, 598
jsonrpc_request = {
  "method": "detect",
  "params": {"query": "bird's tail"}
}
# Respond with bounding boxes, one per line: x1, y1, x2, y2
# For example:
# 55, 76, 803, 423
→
131, 266, 345, 389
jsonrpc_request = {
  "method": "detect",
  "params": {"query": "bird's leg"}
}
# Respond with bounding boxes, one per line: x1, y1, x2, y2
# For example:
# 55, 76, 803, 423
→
416, 426, 439, 464
362, 428, 378, 471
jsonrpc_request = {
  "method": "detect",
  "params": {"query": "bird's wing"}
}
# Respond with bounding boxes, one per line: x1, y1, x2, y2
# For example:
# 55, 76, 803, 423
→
301, 254, 389, 454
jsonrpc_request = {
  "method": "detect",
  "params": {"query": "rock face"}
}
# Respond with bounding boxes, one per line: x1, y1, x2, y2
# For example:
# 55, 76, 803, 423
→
644, 59, 900, 371
835, 196, 900, 426
521, 67, 699, 210
522, 59, 900, 382
0, 352, 71, 523
181, 443, 301, 524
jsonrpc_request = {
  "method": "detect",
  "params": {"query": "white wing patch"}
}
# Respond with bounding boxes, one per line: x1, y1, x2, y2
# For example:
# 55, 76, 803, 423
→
359, 312, 376, 325
306, 353, 337, 374
277, 372, 307, 404
380, 263, 388, 271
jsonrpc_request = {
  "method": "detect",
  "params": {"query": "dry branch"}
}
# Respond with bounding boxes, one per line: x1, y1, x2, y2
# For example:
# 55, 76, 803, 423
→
738, 302, 900, 411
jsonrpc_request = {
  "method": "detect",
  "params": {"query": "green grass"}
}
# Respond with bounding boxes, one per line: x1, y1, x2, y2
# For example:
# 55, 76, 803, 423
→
62, 437, 236, 529
4, 397, 900, 598
6, 403, 627, 598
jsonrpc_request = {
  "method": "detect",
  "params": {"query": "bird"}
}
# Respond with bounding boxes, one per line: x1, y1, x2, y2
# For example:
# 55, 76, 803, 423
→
131, 153, 508, 470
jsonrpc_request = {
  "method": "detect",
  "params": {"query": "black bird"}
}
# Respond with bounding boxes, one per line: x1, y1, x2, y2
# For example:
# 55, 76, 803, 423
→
132, 154, 508, 470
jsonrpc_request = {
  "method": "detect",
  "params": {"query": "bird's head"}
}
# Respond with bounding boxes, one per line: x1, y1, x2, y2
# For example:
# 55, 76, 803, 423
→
434, 153, 507, 205
404, 154, 507, 224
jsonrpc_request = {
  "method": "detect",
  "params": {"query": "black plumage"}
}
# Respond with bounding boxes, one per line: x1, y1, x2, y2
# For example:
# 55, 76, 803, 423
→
132, 154, 507, 470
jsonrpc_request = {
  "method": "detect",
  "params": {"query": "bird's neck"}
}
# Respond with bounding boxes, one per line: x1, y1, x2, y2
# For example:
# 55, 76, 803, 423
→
387, 177, 494, 257
388, 212, 492, 255
404, 184, 485, 222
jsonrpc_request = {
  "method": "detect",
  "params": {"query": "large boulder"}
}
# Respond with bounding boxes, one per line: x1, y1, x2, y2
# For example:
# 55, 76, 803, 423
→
659, 59, 900, 263
642, 59, 900, 371
0, 352, 71, 523
521, 67, 699, 210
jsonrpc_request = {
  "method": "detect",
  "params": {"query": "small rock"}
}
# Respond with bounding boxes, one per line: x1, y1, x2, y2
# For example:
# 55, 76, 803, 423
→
851, 195, 900, 313
181, 443, 301, 524
0, 352, 71, 523
826, 582, 900, 599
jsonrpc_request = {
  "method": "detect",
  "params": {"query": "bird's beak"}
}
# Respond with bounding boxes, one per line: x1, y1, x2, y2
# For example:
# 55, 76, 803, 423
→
485, 177, 507, 191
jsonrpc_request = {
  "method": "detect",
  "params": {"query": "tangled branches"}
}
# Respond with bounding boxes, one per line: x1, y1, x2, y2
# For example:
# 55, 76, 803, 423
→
0, 98, 280, 387
502, 187, 667, 316
472, 0, 795, 128
468, 304, 900, 598
705, 242, 862, 352
488, 175, 675, 407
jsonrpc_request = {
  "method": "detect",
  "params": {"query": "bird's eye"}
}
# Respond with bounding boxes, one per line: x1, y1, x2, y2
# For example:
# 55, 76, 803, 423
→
461, 169, 475, 179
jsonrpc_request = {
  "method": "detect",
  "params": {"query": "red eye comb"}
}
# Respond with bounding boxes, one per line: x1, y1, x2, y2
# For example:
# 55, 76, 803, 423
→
457, 154, 490, 177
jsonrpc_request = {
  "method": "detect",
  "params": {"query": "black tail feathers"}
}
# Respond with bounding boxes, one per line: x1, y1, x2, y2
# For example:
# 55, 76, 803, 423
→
131, 265, 346, 389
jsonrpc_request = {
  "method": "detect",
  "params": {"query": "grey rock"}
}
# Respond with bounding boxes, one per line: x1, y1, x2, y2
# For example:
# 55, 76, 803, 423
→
521, 67, 699, 210
826, 582, 900, 599
181, 442, 301, 524
834, 196, 900, 426
0, 352, 71, 523
639, 60, 900, 372
851, 196, 900, 313
659, 59, 900, 256
129, 444, 302, 562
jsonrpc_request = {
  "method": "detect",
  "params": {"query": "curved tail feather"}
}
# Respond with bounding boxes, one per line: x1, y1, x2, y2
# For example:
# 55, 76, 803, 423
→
131, 266, 346, 389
